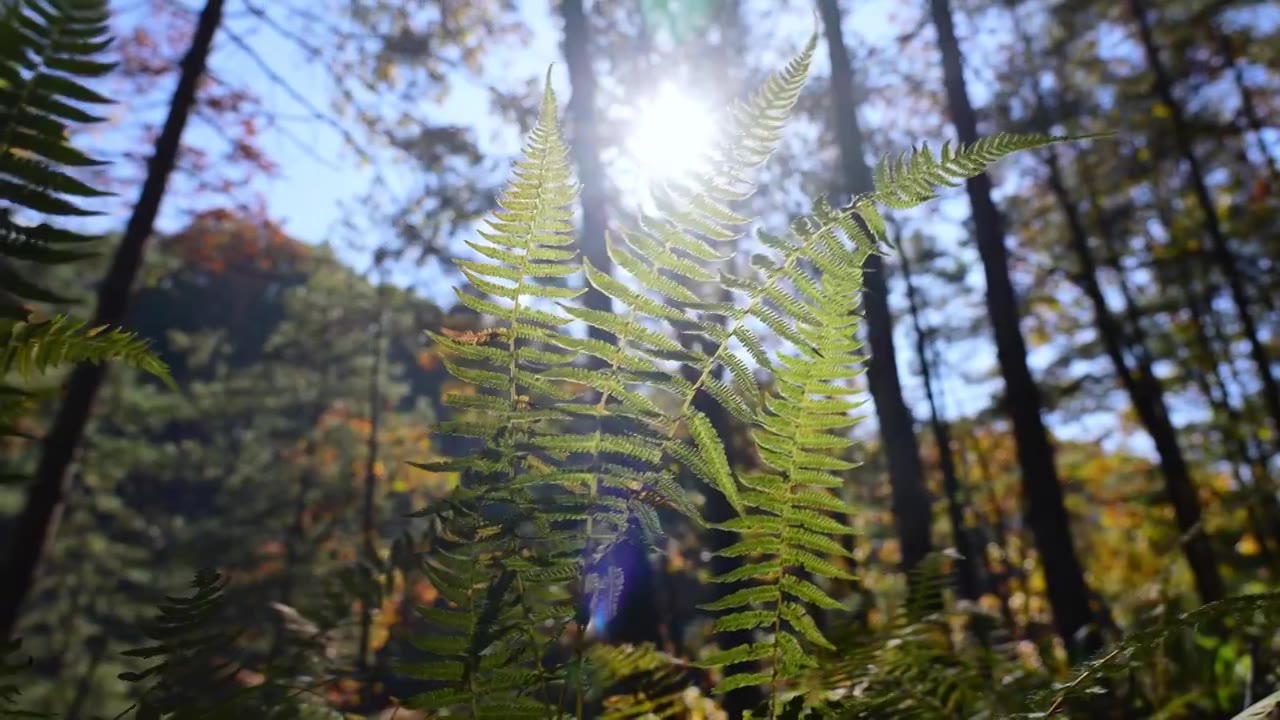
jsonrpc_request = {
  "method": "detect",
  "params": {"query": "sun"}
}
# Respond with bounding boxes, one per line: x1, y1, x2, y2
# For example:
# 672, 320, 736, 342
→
623, 85, 718, 187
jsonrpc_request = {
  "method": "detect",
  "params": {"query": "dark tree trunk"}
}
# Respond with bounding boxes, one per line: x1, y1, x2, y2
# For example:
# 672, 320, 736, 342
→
357, 297, 387, 673
1140, 171, 1280, 559
560, 0, 668, 660
0, 0, 225, 639
560, 0, 613, 342
1009, 8, 1225, 603
1046, 157, 1224, 602
898, 242, 981, 601
927, 0, 1097, 656
1128, 0, 1280, 439
819, 0, 934, 576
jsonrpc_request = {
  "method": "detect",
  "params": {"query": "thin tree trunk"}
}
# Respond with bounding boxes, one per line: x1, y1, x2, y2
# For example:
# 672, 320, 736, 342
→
928, 0, 1097, 656
1006, 6, 1225, 602
1128, 0, 1280, 438
560, 0, 613, 340
898, 241, 980, 600
0, 0, 225, 639
819, 0, 934, 577
357, 295, 387, 673
1141, 172, 1280, 557
1049, 161, 1224, 601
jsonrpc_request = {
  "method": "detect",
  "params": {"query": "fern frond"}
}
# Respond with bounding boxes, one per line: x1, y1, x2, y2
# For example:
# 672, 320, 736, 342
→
871, 132, 1081, 210
405, 70, 586, 717
0, 639, 47, 718
796, 557, 1008, 720
0, 316, 173, 384
587, 644, 699, 720
697, 191, 872, 712
119, 571, 262, 719
559, 35, 822, 573
1033, 591, 1280, 715
0, 0, 116, 319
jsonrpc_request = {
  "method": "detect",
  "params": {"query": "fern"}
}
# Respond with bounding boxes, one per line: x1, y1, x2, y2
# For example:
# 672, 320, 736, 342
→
409, 34, 827, 716
0, 315, 171, 384
118, 570, 333, 720
411, 18, 1080, 715
0, 0, 170, 393
870, 133, 1092, 210
1031, 591, 1280, 716
0, 639, 46, 718
586, 643, 697, 719
0, 0, 114, 317
403, 71, 585, 717
118, 570, 250, 719
800, 556, 1021, 719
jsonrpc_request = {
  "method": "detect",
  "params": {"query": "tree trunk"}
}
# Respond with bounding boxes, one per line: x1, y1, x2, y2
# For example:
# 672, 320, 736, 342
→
819, 0, 934, 576
927, 0, 1097, 656
0, 0, 225, 639
1140, 169, 1280, 558
898, 241, 981, 601
1128, 0, 1280, 439
560, 0, 613, 341
1007, 6, 1225, 603
357, 295, 387, 673
1046, 156, 1224, 602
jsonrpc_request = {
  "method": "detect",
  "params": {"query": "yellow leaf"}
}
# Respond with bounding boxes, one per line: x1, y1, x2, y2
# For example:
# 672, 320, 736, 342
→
1153, 102, 1172, 118
1237, 534, 1262, 557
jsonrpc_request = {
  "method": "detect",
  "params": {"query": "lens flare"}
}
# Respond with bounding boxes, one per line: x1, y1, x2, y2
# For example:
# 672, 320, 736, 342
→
624, 84, 717, 186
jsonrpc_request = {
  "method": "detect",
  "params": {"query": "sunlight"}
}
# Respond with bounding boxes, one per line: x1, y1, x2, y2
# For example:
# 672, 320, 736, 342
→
623, 85, 718, 186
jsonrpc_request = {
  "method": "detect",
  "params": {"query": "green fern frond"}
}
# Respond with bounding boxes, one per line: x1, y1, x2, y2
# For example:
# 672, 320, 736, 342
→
118, 571, 262, 719
871, 132, 1078, 210
586, 644, 698, 720
0, 638, 47, 718
797, 557, 1006, 720
405, 69, 587, 717
697, 191, 872, 712
557, 35, 822, 569
0, 0, 116, 319
1033, 591, 1280, 715
0, 316, 173, 385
